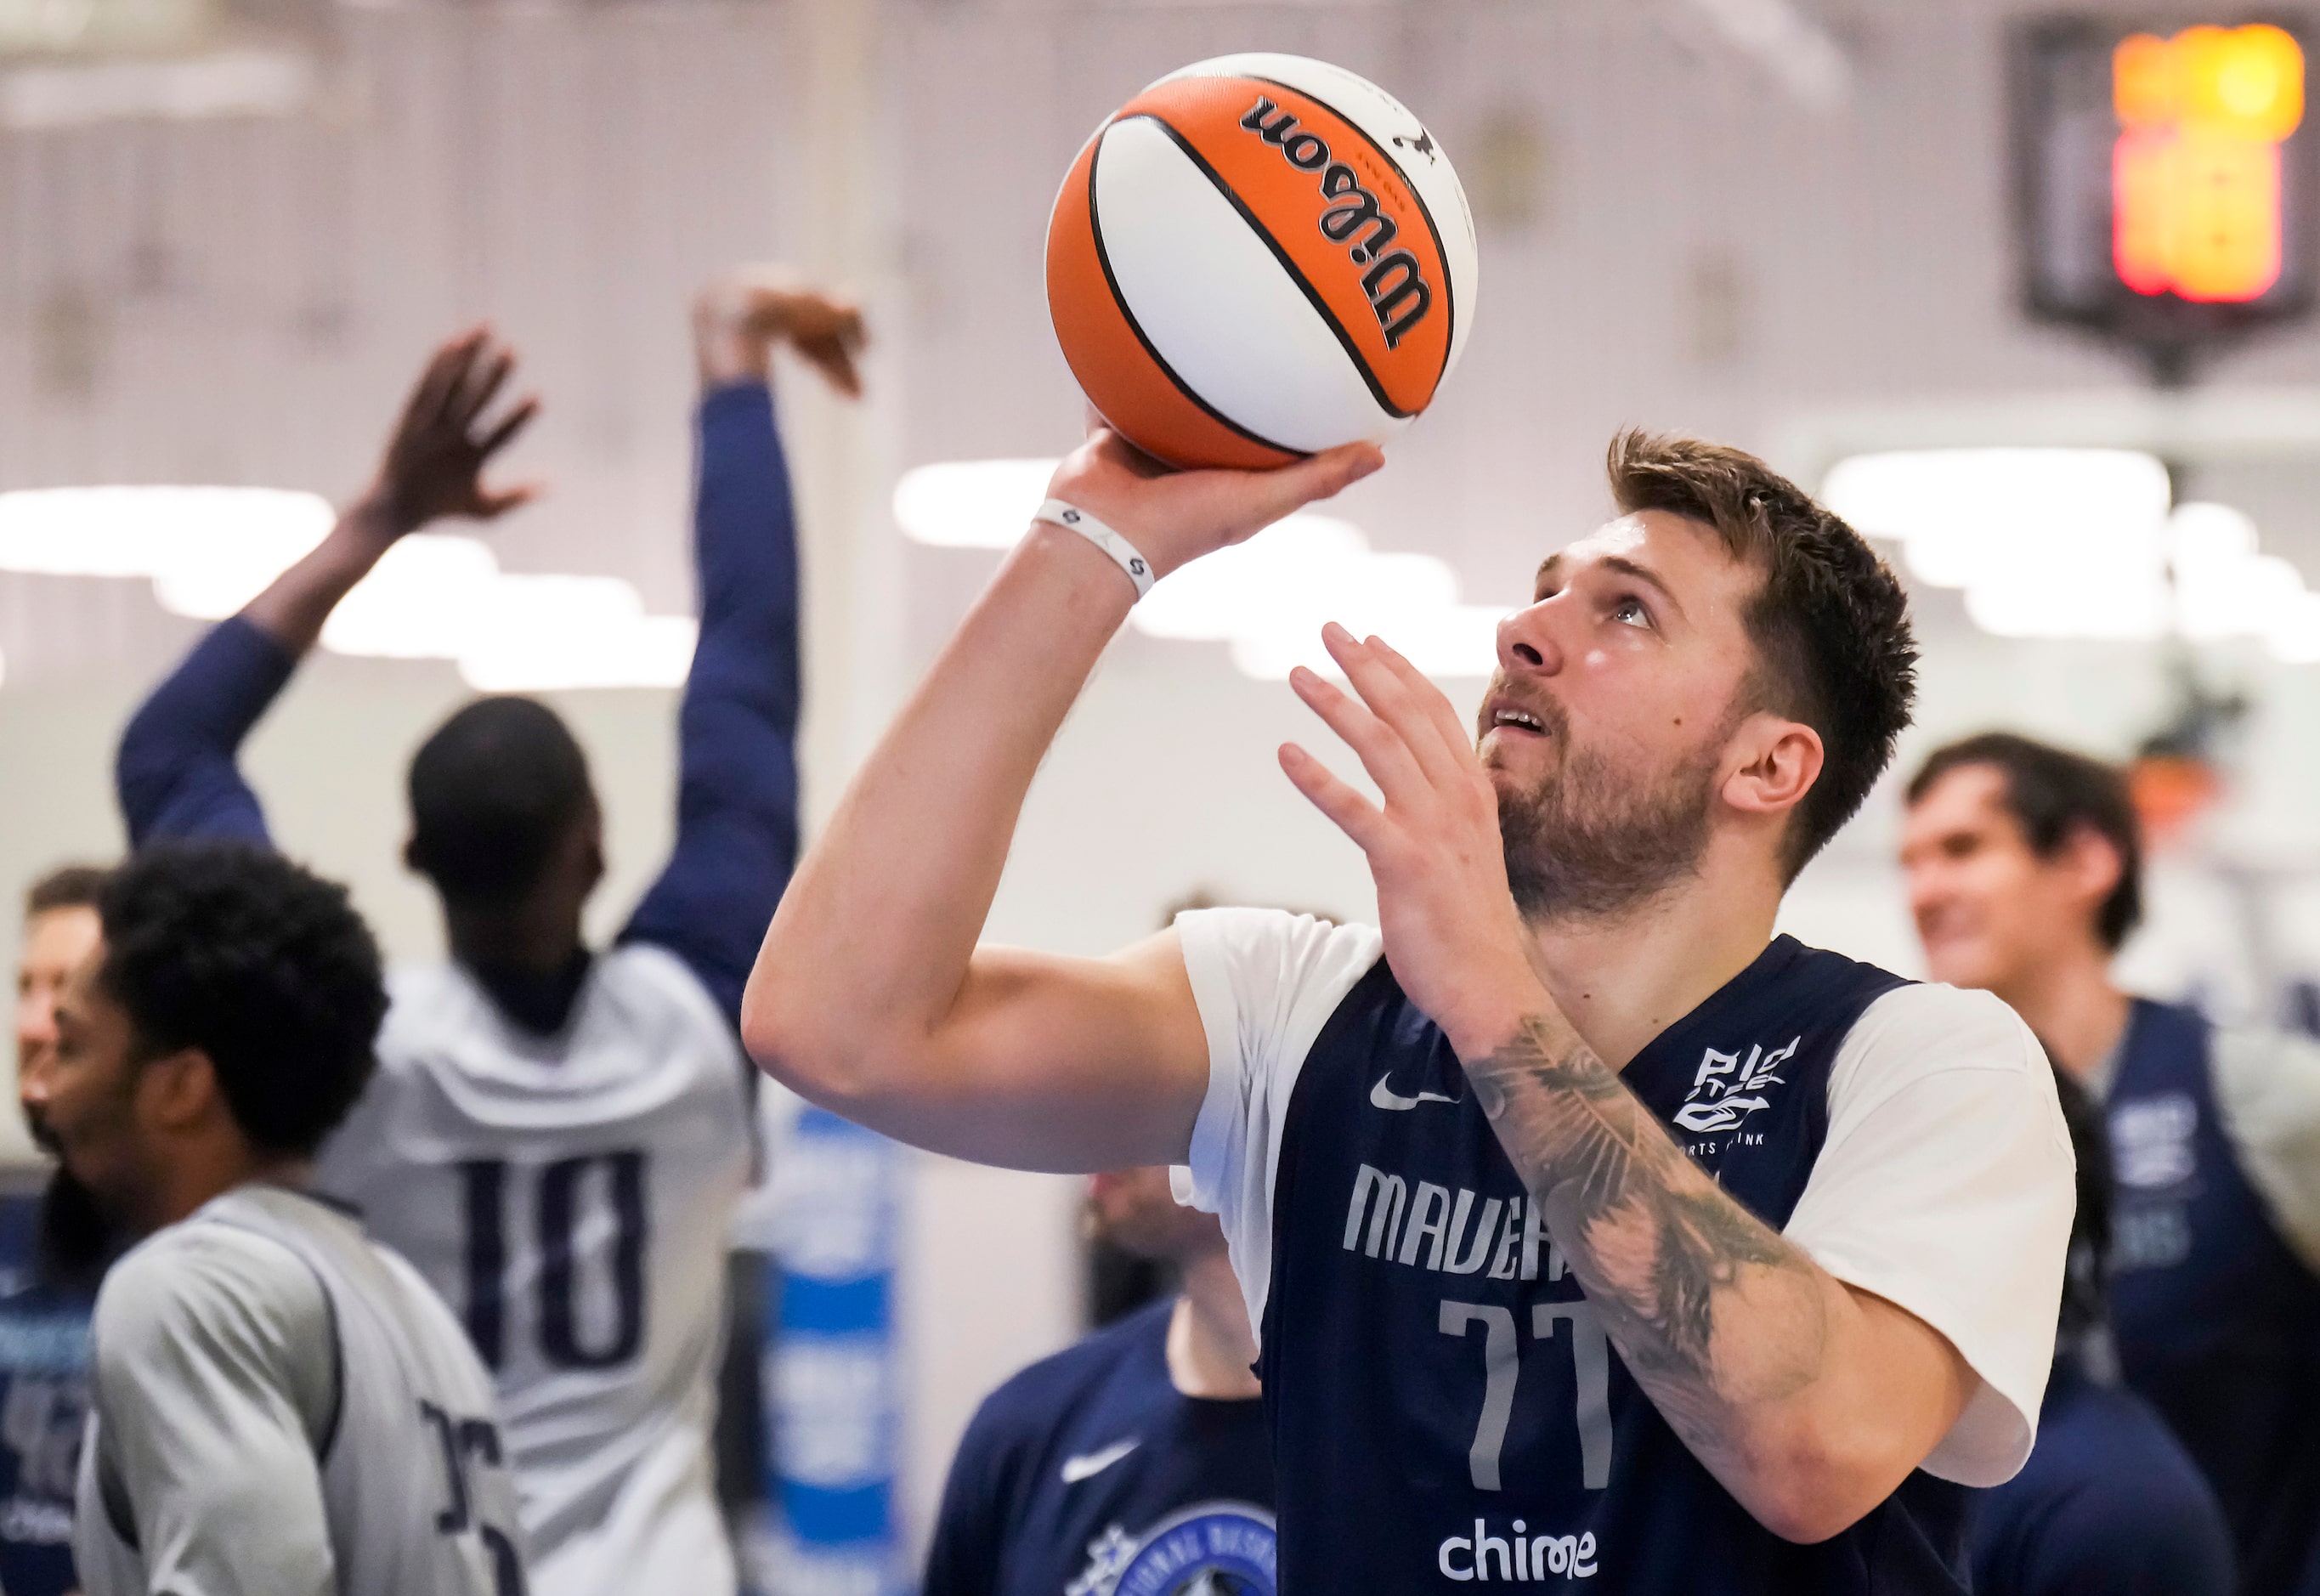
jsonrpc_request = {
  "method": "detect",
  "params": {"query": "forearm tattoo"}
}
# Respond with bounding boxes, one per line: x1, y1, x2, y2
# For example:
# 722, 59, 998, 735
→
1467, 1016, 1830, 1440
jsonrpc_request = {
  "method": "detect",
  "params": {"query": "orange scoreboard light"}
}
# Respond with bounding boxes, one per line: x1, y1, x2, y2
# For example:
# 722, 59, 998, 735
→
2016, 16, 2318, 379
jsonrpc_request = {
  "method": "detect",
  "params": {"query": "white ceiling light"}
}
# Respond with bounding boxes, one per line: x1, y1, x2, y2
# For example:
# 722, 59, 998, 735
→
1822, 448, 2172, 590
1824, 456, 2320, 660
1824, 448, 2174, 641
0, 485, 695, 689
0, 486, 334, 590
459, 580, 697, 693
892, 460, 1507, 679
891, 459, 1062, 549
318, 535, 500, 659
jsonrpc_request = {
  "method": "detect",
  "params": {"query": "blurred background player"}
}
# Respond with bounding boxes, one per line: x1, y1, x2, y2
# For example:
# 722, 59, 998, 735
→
1968, 1056, 2233, 1596
0, 864, 109, 1596
35, 840, 525, 1596
1902, 732, 2320, 1596
110, 268, 862, 1596
923, 1164, 1274, 1596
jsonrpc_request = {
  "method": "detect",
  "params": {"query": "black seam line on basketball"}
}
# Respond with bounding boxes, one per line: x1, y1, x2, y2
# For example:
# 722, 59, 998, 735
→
1087, 119, 1307, 461
1138, 115, 1413, 422
1245, 75, 1457, 377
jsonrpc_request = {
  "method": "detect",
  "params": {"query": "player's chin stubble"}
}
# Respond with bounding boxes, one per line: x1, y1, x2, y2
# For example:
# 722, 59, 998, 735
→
1492, 701, 1723, 922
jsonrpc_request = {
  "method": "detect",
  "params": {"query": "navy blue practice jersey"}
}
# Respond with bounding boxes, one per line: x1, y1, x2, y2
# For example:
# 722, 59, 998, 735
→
1256, 935, 1975, 1594
2105, 999, 2320, 1596
1969, 1353, 2233, 1596
924, 1299, 1275, 1596
0, 1191, 88, 1596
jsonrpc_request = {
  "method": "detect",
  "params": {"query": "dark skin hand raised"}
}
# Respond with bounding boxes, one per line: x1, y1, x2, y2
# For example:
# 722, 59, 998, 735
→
242, 329, 540, 657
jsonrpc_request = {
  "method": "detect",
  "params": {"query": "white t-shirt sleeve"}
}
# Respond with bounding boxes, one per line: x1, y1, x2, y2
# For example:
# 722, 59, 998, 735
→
1783, 983, 2075, 1488
85, 1225, 341, 1596
2209, 1025, 2320, 1273
1173, 907, 1385, 1341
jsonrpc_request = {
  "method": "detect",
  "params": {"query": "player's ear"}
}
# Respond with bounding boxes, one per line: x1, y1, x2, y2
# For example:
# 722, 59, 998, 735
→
1721, 714, 1823, 819
2060, 822, 2124, 906
136, 1046, 224, 1135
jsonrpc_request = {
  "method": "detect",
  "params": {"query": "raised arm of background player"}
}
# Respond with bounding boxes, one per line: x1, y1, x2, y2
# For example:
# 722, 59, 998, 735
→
113, 332, 540, 848
619, 271, 864, 1023
744, 429, 1973, 1543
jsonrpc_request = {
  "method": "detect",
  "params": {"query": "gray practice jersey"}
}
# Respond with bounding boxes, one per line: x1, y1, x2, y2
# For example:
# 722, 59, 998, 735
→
317, 942, 754, 1596
75, 1184, 523, 1596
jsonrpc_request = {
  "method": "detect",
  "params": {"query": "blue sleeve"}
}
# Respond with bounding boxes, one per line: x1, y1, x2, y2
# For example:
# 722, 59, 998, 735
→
619, 383, 801, 1026
1972, 1403, 2238, 1596
114, 616, 291, 849
921, 1393, 1013, 1596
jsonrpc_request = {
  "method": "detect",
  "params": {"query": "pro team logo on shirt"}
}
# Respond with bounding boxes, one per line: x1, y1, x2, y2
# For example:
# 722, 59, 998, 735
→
1672, 1037, 1798, 1135
1067, 1500, 1277, 1596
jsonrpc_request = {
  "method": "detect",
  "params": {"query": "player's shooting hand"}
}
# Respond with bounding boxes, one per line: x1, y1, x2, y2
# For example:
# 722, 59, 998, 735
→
1279, 625, 1545, 1056
359, 329, 541, 539
1044, 426, 1382, 582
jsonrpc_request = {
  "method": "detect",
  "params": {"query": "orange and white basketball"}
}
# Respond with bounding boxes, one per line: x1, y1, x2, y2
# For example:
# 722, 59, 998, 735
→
1046, 53, 1479, 471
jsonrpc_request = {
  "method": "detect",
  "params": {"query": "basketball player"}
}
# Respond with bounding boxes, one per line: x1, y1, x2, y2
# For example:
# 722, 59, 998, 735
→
745, 427, 2074, 1592
17, 866, 104, 1110
1902, 733, 2320, 1596
1968, 1056, 2232, 1596
15, 864, 114, 1291
113, 269, 859, 1596
30, 840, 524, 1596
924, 1164, 1274, 1596
0, 864, 109, 1596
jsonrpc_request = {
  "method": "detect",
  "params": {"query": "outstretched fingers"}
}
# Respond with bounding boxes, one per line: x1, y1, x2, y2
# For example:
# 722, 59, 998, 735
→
1288, 663, 1427, 806
478, 480, 545, 520
414, 329, 488, 427
1367, 632, 1485, 776
451, 347, 517, 432
1321, 625, 1474, 791
475, 394, 541, 461
1278, 743, 1389, 852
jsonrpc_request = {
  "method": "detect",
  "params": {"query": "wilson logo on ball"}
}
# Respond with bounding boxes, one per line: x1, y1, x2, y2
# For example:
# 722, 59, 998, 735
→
1046, 52, 1479, 471
1239, 95, 1434, 349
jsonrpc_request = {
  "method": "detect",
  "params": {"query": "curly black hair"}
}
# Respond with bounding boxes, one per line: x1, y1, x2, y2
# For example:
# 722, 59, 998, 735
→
1607, 430, 1920, 880
99, 841, 387, 1157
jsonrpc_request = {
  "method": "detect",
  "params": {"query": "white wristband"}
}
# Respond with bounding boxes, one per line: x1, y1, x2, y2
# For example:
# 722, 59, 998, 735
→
1034, 499, 1155, 600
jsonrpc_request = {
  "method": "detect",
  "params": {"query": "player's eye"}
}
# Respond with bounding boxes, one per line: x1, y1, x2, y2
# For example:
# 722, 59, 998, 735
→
1610, 595, 1652, 629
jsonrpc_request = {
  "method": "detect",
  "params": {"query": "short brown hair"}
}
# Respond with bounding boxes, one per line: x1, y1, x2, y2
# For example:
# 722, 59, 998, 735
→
25, 863, 106, 919
1906, 732, 2142, 951
1606, 430, 1917, 880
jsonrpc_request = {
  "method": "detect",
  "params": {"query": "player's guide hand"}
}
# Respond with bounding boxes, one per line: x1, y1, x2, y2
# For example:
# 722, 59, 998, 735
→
1282, 625, 1546, 1058
1043, 423, 1382, 584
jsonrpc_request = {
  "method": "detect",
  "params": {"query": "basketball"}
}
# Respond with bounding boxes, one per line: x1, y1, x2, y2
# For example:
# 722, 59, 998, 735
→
1046, 53, 1479, 471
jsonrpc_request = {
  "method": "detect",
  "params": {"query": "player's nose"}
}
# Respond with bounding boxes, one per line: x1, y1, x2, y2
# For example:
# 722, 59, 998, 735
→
1496, 599, 1565, 676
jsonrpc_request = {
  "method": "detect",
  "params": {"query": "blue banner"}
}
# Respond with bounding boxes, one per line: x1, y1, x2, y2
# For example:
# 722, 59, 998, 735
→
761, 1107, 900, 1596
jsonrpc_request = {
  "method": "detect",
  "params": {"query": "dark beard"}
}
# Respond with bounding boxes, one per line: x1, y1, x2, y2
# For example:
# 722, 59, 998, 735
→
35, 1163, 118, 1295
1495, 705, 1723, 922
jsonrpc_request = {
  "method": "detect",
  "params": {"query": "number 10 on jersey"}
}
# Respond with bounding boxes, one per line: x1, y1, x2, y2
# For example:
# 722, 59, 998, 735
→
460, 1152, 648, 1372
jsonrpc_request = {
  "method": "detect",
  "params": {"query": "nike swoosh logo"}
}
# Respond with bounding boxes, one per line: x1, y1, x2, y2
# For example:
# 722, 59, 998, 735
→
1372, 1075, 1457, 1111
1061, 1439, 1140, 1484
